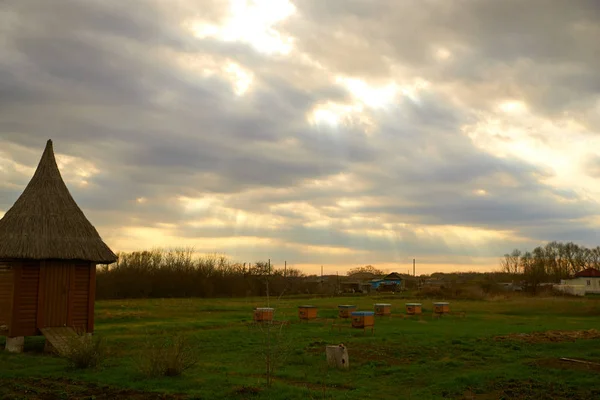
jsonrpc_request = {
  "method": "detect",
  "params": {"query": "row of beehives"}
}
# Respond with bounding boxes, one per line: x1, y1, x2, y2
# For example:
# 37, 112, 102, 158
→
252, 302, 450, 328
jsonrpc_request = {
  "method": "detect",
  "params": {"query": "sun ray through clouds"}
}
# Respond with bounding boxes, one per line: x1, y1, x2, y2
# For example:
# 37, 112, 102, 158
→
185, 0, 296, 55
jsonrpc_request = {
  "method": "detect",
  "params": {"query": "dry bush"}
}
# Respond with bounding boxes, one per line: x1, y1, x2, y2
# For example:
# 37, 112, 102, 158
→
63, 333, 107, 369
137, 334, 198, 377
255, 321, 293, 386
417, 285, 487, 300
417, 286, 445, 298
455, 285, 487, 300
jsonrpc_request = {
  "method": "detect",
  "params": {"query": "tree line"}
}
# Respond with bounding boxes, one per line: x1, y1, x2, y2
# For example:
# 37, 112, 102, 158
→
500, 241, 600, 288
96, 248, 315, 300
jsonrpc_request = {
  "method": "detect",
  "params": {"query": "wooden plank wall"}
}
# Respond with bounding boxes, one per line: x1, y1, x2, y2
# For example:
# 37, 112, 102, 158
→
72, 263, 91, 332
42, 262, 70, 327
0, 263, 14, 334
12, 262, 40, 337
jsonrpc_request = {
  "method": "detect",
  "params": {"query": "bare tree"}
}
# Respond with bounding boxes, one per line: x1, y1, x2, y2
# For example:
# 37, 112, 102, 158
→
347, 265, 386, 276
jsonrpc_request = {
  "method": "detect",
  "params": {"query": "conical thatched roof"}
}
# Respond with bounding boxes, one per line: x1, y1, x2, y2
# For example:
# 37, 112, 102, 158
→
0, 140, 117, 263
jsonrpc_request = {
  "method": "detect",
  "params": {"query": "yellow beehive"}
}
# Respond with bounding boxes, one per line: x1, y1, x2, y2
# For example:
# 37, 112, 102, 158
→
338, 305, 357, 318
374, 303, 391, 316
253, 307, 274, 322
433, 302, 450, 314
298, 305, 318, 320
405, 303, 422, 315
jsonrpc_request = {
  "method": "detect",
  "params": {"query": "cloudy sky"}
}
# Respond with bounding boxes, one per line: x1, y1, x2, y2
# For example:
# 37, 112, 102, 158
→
1, 0, 599, 274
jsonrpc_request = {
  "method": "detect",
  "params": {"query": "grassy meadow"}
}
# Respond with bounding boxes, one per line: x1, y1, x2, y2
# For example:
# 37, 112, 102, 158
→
1, 294, 600, 399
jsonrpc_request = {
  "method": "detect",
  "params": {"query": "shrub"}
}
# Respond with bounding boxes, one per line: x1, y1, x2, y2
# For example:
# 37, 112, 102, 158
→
63, 333, 107, 369
416, 284, 487, 300
137, 334, 198, 377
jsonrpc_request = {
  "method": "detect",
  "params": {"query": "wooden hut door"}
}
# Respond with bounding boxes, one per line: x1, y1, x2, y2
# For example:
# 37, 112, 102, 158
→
39, 263, 72, 328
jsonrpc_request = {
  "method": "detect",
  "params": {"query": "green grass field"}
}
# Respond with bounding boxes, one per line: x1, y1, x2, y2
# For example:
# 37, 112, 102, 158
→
1, 295, 600, 399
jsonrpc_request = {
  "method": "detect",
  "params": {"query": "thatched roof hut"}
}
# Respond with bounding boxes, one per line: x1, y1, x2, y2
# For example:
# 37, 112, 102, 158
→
0, 140, 116, 347
0, 139, 116, 263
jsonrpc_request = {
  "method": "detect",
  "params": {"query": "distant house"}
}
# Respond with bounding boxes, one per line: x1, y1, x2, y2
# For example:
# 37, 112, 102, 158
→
371, 272, 403, 292
560, 268, 600, 294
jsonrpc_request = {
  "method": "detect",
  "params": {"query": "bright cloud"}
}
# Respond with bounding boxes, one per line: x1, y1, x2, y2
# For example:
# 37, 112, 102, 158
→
187, 0, 296, 55
464, 108, 600, 202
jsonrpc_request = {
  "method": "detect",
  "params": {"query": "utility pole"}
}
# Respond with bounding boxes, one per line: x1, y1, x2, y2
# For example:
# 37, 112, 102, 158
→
413, 258, 416, 277
284, 260, 287, 277
320, 265, 324, 292
267, 258, 271, 307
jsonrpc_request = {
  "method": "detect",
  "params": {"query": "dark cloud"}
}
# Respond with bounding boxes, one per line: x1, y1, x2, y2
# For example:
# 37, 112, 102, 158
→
517, 222, 600, 247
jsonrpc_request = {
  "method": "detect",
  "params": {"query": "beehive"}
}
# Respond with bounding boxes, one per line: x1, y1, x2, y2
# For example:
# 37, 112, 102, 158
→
298, 305, 318, 320
374, 303, 391, 316
405, 303, 422, 315
351, 311, 375, 328
338, 305, 357, 318
433, 302, 450, 314
253, 307, 274, 322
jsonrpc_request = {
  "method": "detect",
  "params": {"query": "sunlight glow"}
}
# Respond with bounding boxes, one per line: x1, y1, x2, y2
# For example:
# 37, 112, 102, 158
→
180, 195, 286, 230
400, 78, 430, 103
0, 154, 34, 178
308, 101, 373, 131
303, 173, 370, 192
223, 62, 254, 95
499, 100, 527, 113
117, 226, 278, 252
187, 0, 296, 55
336, 77, 398, 109
288, 243, 365, 255
55, 154, 98, 188
308, 77, 430, 132
464, 109, 600, 202
179, 196, 219, 212
186, 218, 228, 228
312, 107, 342, 127
435, 47, 452, 60
336, 199, 363, 208
174, 54, 255, 96
415, 224, 514, 246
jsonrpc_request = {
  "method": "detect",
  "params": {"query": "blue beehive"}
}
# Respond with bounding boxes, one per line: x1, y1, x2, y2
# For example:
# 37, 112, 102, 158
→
351, 311, 374, 328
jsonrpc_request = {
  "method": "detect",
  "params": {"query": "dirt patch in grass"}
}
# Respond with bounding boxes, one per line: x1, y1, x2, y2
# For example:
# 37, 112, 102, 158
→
459, 379, 600, 399
530, 358, 600, 372
0, 377, 186, 400
494, 329, 600, 343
